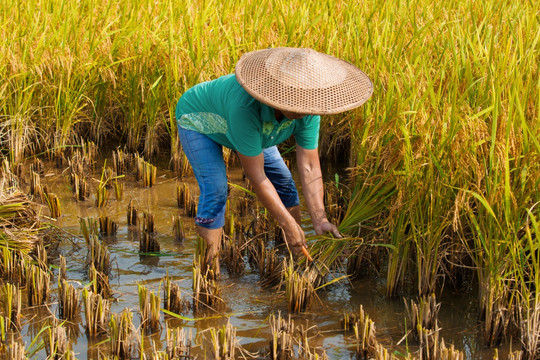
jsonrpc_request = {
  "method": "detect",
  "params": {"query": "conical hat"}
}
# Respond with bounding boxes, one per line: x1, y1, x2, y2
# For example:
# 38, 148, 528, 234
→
235, 47, 373, 115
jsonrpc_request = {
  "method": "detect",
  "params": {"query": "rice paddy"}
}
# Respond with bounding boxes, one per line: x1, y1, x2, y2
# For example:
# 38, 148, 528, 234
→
0, 0, 539, 358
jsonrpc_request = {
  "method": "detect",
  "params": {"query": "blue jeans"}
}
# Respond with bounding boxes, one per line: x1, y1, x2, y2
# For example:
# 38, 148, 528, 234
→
178, 127, 299, 229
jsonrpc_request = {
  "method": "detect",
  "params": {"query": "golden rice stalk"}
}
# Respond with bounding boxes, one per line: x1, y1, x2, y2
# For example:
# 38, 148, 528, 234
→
438, 338, 464, 360
140, 232, 160, 253
95, 182, 108, 208
7, 341, 27, 360
172, 214, 185, 242
112, 148, 130, 176
0, 246, 28, 284
298, 323, 329, 360
99, 216, 118, 236
138, 284, 161, 334
221, 233, 245, 277
140, 212, 159, 252
59, 255, 67, 281
269, 312, 295, 360
164, 274, 190, 315
404, 294, 440, 343
89, 263, 112, 299
32, 242, 48, 271
26, 264, 50, 306
0, 314, 7, 343
88, 236, 111, 275
127, 200, 138, 227
166, 326, 192, 359
109, 308, 137, 359
70, 173, 89, 201
58, 279, 80, 321
176, 183, 189, 209
283, 258, 316, 313
171, 139, 192, 177
143, 212, 155, 234
113, 179, 124, 201
79, 217, 99, 246
43, 191, 61, 218
350, 305, 377, 357
208, 319, 237, 360
43, 319, 70, 360
29, 170, 44, 202
143, 161, 157, 187
83, 288, 110, 337
135, 155, 144, 181
192, 261, 224, 314
1, 283, 21, 330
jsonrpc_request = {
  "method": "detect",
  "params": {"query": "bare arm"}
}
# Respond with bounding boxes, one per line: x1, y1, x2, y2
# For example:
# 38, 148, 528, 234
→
237, 152, 306, 254
296, 145, 342, 238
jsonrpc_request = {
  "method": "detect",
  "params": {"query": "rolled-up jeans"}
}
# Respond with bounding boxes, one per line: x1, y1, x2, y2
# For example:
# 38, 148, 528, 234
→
178, 127, 300, 229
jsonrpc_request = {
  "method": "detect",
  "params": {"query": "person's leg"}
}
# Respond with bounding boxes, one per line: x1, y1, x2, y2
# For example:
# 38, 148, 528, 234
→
262, 146, 301, 224
178, 127, 227, 275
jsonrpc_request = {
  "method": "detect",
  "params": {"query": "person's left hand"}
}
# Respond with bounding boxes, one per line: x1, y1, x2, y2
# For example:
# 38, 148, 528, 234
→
313, 219, 342, 238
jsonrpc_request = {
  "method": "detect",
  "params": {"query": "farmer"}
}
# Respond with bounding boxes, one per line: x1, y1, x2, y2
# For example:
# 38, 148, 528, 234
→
175, 47, 373, 274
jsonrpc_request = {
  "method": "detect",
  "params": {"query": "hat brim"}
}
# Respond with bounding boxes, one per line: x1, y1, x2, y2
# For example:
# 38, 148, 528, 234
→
235, 48, 373, 115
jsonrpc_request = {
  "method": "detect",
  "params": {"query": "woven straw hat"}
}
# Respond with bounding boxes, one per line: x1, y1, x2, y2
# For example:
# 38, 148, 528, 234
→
235, 47, 373, 115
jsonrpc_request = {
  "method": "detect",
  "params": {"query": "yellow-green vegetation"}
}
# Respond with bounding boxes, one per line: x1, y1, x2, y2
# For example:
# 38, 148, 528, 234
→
0, 0, 539, 357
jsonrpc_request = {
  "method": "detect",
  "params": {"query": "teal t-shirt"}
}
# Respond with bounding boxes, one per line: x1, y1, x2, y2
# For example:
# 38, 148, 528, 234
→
175, 74, 320, 157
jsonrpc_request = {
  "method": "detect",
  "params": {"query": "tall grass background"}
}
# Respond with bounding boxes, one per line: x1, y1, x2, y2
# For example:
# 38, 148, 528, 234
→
1, 0, 539, 355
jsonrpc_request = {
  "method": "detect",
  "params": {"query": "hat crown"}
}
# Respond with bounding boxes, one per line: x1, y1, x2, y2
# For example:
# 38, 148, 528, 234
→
265, 48, 347, 89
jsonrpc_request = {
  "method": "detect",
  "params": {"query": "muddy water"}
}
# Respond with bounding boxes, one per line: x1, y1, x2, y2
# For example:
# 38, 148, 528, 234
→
27, 158, 510, 359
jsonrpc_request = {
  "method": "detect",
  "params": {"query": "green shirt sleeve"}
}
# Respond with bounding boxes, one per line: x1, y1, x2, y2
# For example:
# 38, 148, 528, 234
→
294, 115, 320, 149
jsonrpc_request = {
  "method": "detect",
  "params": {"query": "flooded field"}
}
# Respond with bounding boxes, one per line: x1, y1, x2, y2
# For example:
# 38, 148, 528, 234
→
3, 154, 511, 359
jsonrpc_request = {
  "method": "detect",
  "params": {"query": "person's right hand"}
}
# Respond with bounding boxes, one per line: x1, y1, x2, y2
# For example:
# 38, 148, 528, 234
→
282, 222, 306, 256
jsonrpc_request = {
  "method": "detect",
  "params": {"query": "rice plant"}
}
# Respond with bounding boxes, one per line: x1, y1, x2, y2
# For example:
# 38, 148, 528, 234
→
88, 235, 111, 275
269, 312, 294, 360
7, 341, 27, 360
79, 217, 99, 246
26, 264, 50, 306
43, 191, 62, 218
140, 212, 159, 252
192, 260, 224, 314
342, 305, 377, 358
43, 320, 71, 360
172, 214, 185, 242
164, 273, 190, 315
0, 247, 28, 285
221, 231, 245, 277
112, 148, 131, 176
99, 216, 118, 236
1, 283, 21, 330
127, 200, 139, 227
113, 179, 124, 201
29, 170, 44, 202
283, 258, 316, 313
438, 339, 464, 360
58, 279, 80, 321
89, 262, 112, 299
109, 308, 137, 359
138, 284, 161, 334
208, 319, 237, 360
83, 288, 110, 337
404, 294, 441, 343
135, 155, 157, 187
166, 326, 192, 359
95, 165, 109, 208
